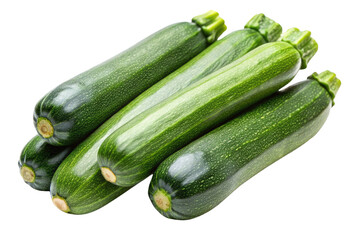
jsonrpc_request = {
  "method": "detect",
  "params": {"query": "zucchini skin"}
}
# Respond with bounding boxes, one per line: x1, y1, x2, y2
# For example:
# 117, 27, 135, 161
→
34, 22, 209, 146
98, 41, 302, 187
18, 136, 72, 191
103, 29, 266, 131
50, 28, 265, 214
149, 79, 333, 219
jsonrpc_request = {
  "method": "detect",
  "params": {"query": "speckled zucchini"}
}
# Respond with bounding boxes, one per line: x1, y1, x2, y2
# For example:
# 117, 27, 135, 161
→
50, 14, 279, 215
34, 10, 226, 146
18, 136, 73, 191
98, 27, 318, 187
149, 70, 341, 220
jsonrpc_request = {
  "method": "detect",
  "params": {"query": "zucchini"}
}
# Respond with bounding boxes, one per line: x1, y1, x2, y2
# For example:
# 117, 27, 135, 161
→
34, 10, 226, 146
98, 27, 318, 187
18, 136, 73, 191
148, 70, 341, 219
50, 14, 280, 214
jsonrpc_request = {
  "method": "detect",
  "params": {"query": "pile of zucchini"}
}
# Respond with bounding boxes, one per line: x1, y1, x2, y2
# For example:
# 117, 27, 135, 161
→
19, 10, 341, 219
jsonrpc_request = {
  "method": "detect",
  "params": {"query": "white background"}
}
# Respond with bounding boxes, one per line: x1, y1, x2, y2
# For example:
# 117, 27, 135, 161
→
1, 0, 359, 239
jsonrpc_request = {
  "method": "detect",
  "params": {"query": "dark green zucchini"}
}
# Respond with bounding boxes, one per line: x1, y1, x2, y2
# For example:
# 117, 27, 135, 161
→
34, 10, 226, 146
148, 70, 341, 220
98, 27, 318, 187
50, 14, 280, 214
18, 136, 73, 191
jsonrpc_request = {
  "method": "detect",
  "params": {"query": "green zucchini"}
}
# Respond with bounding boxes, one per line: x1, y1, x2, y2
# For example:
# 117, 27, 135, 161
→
50, 14, 280, 214
18, 136, 73, 191
149, 70, 341, 219
34, 10, 226, 146
98, 27, 318, 187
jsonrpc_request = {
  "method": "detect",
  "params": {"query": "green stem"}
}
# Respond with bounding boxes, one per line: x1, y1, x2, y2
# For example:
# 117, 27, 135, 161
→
192, 10, 219, 26
192, 10, 227, 44
309, 70, 341, 106
280, 28, 318, 69
245, 13, 282, 42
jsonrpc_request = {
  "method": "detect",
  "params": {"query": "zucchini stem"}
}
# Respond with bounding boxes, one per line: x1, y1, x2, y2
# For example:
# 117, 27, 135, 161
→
153, 189, 171, 212
52, 195, 70, 213
309, 70, 341, 105
20, 165, 35, 183
101, 167, 117, 183
244, 13, 282, 42
192, 10, 219, 26
280, 28, 318, 69
37, 117, 54, 139
192, 10, 227, 44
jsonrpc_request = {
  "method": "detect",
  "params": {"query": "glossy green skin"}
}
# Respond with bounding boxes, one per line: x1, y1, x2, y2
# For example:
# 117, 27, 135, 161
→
18, 136, 73, 191
50, 29, 265, 214
149, 79, 332, 219
34, 22, 209, 146
98, 42, 302, 187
